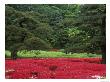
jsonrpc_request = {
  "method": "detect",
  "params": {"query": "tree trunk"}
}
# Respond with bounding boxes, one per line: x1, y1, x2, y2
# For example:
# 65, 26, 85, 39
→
101, 9, 106, 64
101, 45, 106, 64
11, 50, 18, 60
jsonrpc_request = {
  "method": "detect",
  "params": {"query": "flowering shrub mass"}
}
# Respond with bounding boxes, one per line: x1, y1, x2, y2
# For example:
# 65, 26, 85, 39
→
5, 58, 106, 79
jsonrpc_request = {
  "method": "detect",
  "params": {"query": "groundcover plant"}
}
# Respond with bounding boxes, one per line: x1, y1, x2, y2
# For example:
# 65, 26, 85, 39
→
5, 58, 106, 79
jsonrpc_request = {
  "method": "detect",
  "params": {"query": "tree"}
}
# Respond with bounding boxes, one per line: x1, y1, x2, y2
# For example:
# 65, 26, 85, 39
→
76, 4, 106, 63
5, 4, 106, 63
24, 37, 52, 50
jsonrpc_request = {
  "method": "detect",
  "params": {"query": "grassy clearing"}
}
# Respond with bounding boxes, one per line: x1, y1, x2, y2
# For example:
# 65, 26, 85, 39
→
5, 50, 102, 58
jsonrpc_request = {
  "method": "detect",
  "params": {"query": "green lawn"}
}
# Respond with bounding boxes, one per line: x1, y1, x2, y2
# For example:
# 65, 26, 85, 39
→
5, 50, 102, 58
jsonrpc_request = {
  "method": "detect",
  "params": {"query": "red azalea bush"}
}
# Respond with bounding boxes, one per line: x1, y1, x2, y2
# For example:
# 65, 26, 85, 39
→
5, 58, 106, 79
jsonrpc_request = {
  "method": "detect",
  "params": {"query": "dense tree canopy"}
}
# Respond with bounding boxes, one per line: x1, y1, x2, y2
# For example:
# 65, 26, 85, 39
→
5, 4, 106, 63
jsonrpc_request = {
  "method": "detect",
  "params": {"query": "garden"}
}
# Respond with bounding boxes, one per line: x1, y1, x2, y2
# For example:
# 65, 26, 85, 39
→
5, 50, 106, 79
5, 4, 106, 79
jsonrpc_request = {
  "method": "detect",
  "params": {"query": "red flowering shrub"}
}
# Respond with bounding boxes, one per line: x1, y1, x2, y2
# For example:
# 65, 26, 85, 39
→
5, 58, 106, 79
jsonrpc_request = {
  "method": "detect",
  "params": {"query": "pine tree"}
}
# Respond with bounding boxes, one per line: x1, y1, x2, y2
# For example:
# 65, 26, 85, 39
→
77, 4, 106, 64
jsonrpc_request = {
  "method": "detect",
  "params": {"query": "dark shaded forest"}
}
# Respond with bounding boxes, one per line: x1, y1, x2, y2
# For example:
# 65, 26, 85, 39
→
5, 4, 106, 63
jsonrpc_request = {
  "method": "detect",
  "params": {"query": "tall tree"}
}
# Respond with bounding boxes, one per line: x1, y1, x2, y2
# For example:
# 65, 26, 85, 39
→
77, 4, 106, 63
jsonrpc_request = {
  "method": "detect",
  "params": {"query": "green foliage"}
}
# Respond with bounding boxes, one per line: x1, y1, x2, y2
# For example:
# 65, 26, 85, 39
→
5, 4, 106, 59
64, 4, 106, 55
5, 25, 33, 50
33, 25, 54, 44
17, 50, 65, 58
5, 50, 101, 58
5, 50, 11, 58
24, 37, 52, 50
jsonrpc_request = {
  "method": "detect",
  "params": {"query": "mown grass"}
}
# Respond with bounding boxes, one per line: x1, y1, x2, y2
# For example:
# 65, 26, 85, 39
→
5, 50, 102, 58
